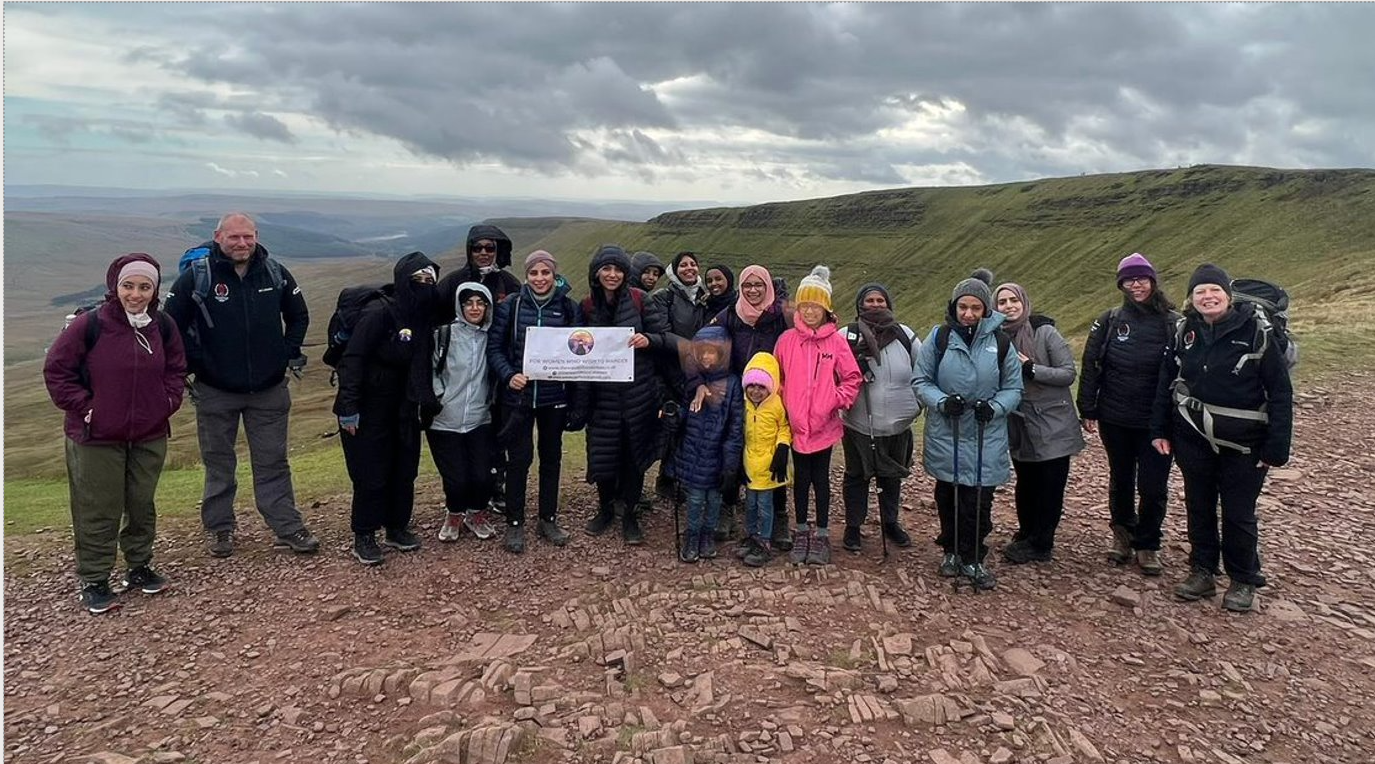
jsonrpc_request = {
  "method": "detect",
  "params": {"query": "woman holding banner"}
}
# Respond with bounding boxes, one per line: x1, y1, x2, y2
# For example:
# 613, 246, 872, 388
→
575, 245, 666, 545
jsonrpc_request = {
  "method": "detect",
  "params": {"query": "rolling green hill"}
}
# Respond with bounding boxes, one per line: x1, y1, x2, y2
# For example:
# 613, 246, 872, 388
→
7, 165, 1374, 522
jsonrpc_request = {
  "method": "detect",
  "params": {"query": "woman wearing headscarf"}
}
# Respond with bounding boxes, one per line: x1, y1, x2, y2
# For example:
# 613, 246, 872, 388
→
913, 269, 1023, 590
1152, 264, 1292, 612
994, 282, 1084, 564
1077, 253, 1181, 576
706, 265, 794, 549
840, 283, 922, 554
704, 265, 738, 318
334, 251, 441, 566
44, 253, 186, 613
574, 245, 665, 545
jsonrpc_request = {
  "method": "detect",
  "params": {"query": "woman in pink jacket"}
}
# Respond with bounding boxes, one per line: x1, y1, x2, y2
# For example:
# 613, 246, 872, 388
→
44, 253, 187, 614
774, 265, 862, 566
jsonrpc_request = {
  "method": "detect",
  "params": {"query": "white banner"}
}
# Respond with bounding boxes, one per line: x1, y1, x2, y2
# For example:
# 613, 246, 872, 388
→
522, 326, 635, 382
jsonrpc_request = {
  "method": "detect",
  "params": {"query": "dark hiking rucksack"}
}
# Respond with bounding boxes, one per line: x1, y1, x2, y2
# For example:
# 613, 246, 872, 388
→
1230, 278, 1297, 370
322, 284, 395, 372
932, 324, 1011, 370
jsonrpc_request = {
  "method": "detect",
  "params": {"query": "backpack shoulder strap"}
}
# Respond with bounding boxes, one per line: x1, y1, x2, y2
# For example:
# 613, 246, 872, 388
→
83, 308, 102, 352
156, 311, 175, 345
933, 325, 950, 367
435, 323, 453, 374
1094, 307, 1119, 364
264, 257, 286, 291
995, 328, 1011, 367
1232, 305, 1272, 374
190, 257, 216, 329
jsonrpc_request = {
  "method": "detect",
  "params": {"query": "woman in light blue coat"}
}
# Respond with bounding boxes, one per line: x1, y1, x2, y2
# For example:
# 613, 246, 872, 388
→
913, 270, 1023, 590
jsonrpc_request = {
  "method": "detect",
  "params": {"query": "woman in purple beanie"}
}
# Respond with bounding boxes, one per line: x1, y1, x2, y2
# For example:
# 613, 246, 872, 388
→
1076, 253, 1180, 576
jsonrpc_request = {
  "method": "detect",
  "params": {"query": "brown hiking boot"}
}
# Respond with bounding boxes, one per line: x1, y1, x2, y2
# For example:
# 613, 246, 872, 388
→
1136, 549, 1163, 576
1175, 567, 1217, 601
1107, 525, 1132, 565
1222, 582, 1257, 612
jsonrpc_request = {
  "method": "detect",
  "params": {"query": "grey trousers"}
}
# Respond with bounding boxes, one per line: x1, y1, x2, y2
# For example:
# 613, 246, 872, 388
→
65, 437, 167, 583
194, 379, 305, 536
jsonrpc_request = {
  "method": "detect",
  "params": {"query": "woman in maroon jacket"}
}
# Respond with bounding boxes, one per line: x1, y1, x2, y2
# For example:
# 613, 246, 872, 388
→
44, 253, 187, 614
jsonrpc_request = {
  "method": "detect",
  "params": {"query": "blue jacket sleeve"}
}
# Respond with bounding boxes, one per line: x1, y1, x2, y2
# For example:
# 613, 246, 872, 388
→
487, 296, 518, 386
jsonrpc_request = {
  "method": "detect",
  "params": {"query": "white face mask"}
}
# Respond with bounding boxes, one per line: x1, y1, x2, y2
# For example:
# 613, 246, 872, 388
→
126, 310, 153, 329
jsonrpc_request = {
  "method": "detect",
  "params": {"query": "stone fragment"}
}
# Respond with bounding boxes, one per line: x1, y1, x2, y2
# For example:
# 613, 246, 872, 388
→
1110, 586, 1142, 608
989, 747, 1014, 764
659, 671, 684, 689
578, 716, 602, 739
1068, 727, 1105, 762
1001, 648, 1045, 677
991, 712, 1015, 731
927, 749, 960, 764
87, 754, 139, 764
650, 745, 694, 764
321, 605, 351, 622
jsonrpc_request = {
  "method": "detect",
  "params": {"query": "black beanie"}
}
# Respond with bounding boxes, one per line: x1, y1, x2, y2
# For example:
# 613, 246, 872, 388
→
1187, 263, 1232, 297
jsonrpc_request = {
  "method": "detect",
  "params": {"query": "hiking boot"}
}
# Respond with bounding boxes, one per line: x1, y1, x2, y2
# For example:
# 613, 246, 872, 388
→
1222, 582, 1257, 612
505, 525, 526, 554
80, 581, 120, 614
962, 562, 998, 591
805, 534, 832, 566
274, 527, 321, 554
679, 530, 700, 563
842, 526, 863, 553
1136, 549, 1164, 577
938, 553, 963, 578
538, 519, 570, 546
488, 482, 507, 513
882, 522, 913, 548
464, 509, 497, 540
208, 530, 234, 558
742, 538, 773, 568
1107, 524, 1133, 565
788, 528, 811, 565
1175, 567, 1217, 601
622, 507, 645, 546
1003, 540, 1053, 565
353, 533, 384, 566
383, 527, 422, 552
699, 532, 718, 560
585, 503, 617, 536
772, 523, 793, 552
122, 565, 169, 595
437, 512, 465, 542
715, 507, 737, 543
735, 538, 753, 559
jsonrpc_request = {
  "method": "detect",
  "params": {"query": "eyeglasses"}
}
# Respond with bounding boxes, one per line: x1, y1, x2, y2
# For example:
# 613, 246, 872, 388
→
472, 243, 497, 254
462, 298, 487, 308
1121, 276, 1152, 286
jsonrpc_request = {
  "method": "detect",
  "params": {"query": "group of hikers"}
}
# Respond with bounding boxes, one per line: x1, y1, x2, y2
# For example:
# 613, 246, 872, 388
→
43, 213, 1293, 616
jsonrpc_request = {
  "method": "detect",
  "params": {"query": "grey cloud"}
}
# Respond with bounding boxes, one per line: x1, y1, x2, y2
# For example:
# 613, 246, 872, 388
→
223, 112, 296, 143
36, 3, 1375, 186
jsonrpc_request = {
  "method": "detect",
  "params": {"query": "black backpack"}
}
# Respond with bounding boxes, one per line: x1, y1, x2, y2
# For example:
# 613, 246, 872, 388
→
177, 242, 285, 358
322, 284, 394, 371
1230, 278, 1297, 370
932, 324, 1011, 369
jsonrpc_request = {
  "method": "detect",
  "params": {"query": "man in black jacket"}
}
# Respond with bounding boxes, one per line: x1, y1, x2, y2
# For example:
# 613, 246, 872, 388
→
165, 213, 319, 558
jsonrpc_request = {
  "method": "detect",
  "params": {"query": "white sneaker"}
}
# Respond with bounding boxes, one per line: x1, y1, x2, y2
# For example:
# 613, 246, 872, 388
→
464, 509, 497, 540
437, 512, 465, 542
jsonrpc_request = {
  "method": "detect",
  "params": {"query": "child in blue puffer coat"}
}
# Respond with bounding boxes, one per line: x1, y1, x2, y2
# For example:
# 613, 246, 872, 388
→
674, 326, 744, 562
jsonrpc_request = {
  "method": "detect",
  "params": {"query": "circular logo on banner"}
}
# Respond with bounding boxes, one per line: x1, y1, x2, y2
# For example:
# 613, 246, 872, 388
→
213, 283, 230, 303
567, 330, 595, 356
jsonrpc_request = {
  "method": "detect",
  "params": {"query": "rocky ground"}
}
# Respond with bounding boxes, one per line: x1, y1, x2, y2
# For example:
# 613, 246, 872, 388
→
5, 375, 1374, 764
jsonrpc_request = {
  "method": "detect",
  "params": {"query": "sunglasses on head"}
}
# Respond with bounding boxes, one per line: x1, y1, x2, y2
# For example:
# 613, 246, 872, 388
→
473, 243, 497, 254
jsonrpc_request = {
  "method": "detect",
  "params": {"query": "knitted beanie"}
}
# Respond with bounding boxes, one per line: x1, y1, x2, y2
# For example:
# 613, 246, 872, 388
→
1187, 263, 1232, 297
524, 249, 557, 274
949, 269, 993, 312
1116, 252, 1158, 286
795, 265, 834, 313
742, 367, 776, 394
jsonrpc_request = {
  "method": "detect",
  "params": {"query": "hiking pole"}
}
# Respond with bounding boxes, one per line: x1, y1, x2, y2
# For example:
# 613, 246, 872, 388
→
949, 405, 962, 592
973, 403, 988, 596
862, 383, 887, 561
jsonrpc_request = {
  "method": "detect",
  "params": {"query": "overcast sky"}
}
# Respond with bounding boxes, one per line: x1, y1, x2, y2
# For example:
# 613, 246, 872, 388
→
4, 2, 1373, 205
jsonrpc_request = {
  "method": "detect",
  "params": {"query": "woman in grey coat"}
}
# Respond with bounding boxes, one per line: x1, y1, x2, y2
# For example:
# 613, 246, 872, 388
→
994, 283, 1085, 563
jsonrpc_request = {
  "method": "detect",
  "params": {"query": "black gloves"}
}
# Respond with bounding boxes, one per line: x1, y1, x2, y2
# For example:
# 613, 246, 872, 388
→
564, 408, 588, 433
973, 399, 996, 423
769, 444, 789, 483
938, 395, 966, 417
719, 470, 740, 495
1021, 359, 1036, 381
288, 353, 307, 379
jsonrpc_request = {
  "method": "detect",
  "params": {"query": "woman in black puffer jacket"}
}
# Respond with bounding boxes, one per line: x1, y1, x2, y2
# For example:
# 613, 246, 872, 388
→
575, 245, 667, 545
1077, 253, 1179, 576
